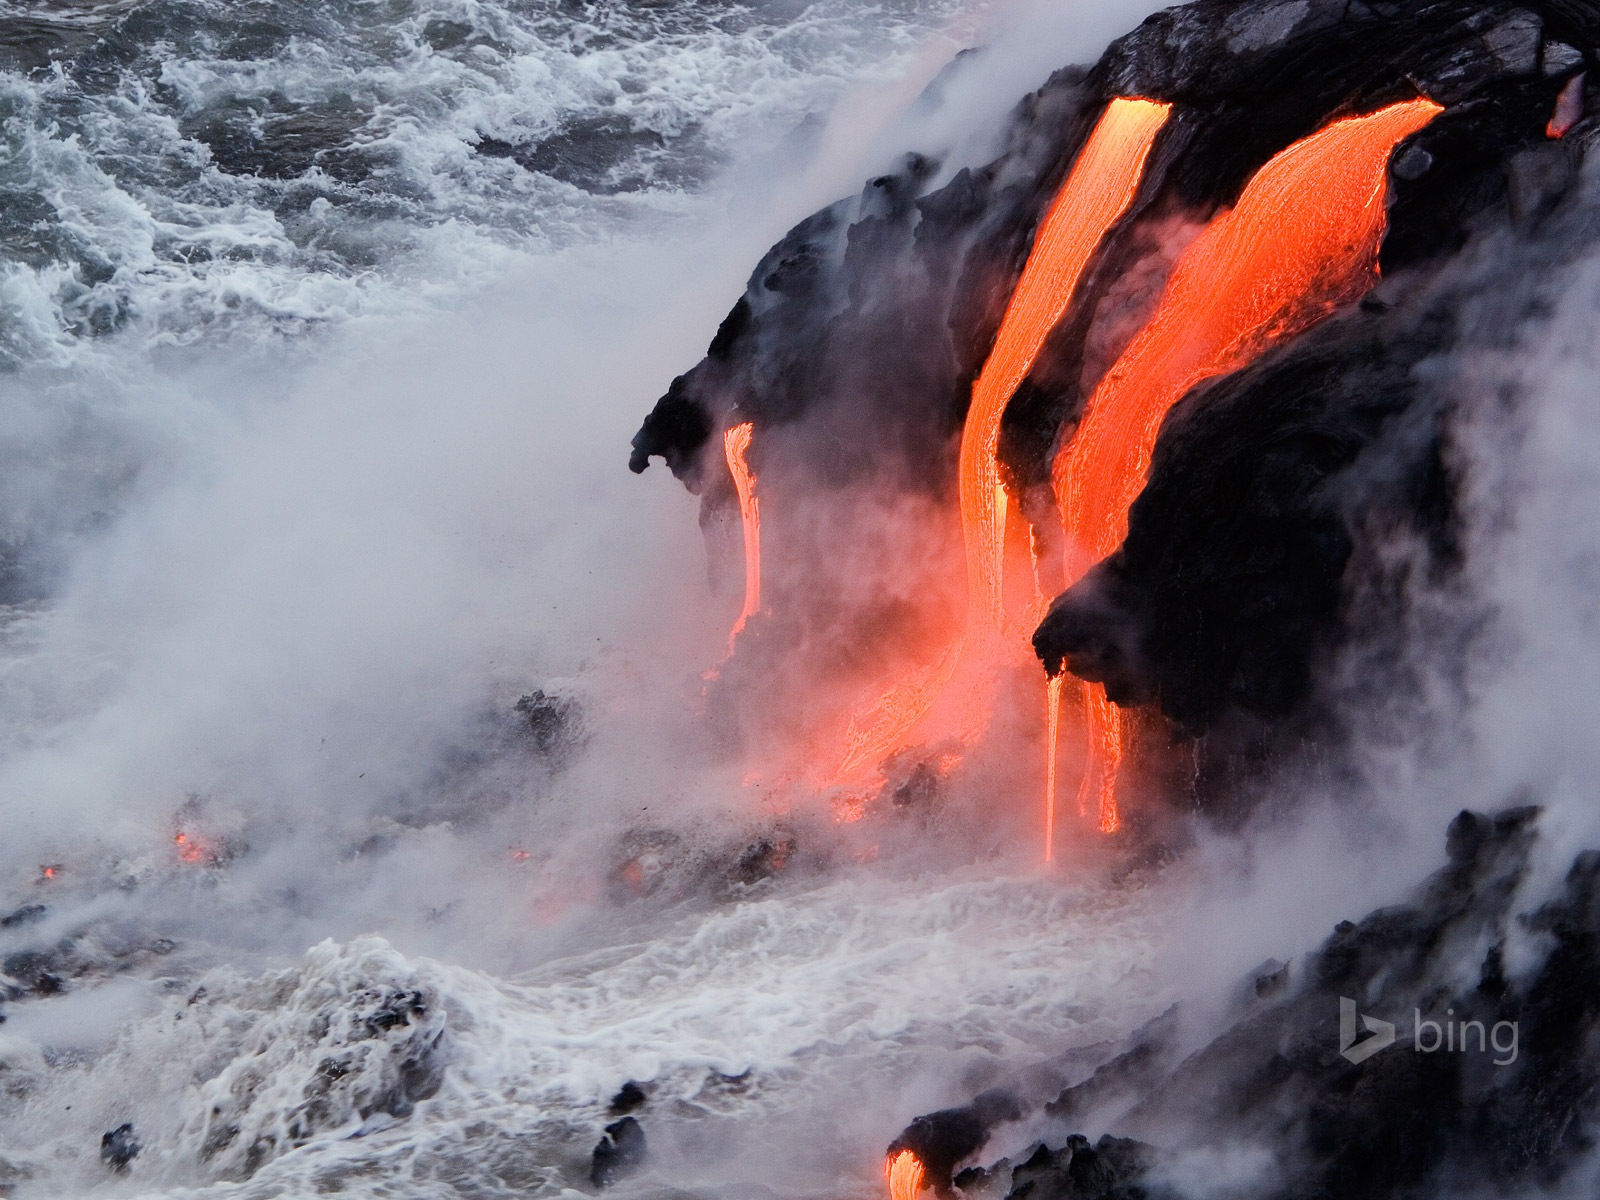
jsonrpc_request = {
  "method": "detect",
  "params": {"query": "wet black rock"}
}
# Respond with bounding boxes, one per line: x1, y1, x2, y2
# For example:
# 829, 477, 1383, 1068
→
513, 689, 584, 761
590, 1115, 648, 1187
1, 949, 65, 997
732, 835, 796, 886
608, 822, 817, 905
353, 990, 446, 1122
1248, 957, 1290, 1001
922, 807, 1600, 1200
100, 1123, 140, 1172
1004, 1134, 1155, 1200
0, 905, 47, 930
608, 1080, 650, 1115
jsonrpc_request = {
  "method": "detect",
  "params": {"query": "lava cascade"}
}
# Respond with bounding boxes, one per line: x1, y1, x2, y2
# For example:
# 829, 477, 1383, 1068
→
959, 97, 1171, 637
1050, 97, 1443, 833
885, 1150, 925, 1200
723, 421, 761, 652
838, 98, 1171, 781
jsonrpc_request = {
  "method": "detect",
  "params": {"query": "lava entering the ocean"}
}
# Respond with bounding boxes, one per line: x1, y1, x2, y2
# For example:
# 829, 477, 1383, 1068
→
1049, 97, 1443, 833
723, 421, 761, 653
838, 97, 1171, 785
885, 1149, 926, 1200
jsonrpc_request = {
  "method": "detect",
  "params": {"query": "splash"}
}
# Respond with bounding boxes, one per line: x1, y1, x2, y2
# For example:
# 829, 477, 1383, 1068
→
838, 98, 1171, 784
885, 1150, 926, 1200
723, 421, 762, 653
1051, 97, 1444, 832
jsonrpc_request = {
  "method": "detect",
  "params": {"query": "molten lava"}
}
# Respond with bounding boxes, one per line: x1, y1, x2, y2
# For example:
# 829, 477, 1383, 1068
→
960, 97, 1171, 637
1548, 73, 1585, 138
839, 98, 1170, 782
885, 1150, 926, 1200
1044, 672, 1064, 860
1051, 97, 1443, 833
724, 421, 761, 652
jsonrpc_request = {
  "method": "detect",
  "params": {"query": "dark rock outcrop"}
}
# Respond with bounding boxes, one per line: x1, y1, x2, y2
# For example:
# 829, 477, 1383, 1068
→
590, 1115, 648, 1187
889, 1089, 1027, 1192
100, 1124, 140, 1173
608, 1080, 650, 1115
900, 807, 1600, 1199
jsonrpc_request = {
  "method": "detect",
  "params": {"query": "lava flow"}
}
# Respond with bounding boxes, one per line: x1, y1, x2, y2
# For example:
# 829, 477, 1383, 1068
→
839, 97, 1170, 783
1050, 97, 1443, 833
884, 1150, 926, 1200
960, 97, 1172, 637
724, 421, 761, 653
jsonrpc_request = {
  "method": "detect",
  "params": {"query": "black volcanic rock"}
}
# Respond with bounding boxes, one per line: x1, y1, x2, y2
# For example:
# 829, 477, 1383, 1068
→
889, 1089, 1026, 1192
1004, 1134, 1156, 1200
608, 1080, 649, 1115
912, 807, 1600, 1200
1034, 90, 1596, 811
100, 1123, 140, 1172
590, 1115, 648, 1187
0, 904, 47, 930
633, 0, 1584, 488
1033, 302, 1436, 733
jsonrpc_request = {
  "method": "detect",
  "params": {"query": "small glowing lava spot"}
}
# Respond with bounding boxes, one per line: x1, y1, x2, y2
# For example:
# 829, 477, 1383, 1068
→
510, 849, 532, 864
38, 864, 60, 882
174, 832, 206, 865
618, 855, 666, 895
831, 792, 869, 824
884, 1150, 926, 1200
1549, 73, 1585, 139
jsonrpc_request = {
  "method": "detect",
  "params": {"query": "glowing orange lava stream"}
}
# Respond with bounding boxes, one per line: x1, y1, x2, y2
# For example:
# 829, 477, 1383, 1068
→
1051, 97, 1443, 834
960, 97, 1172, 637
724, 421, 761, 653
885, 1150, 926, 1200
839, 97, 1171, 783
